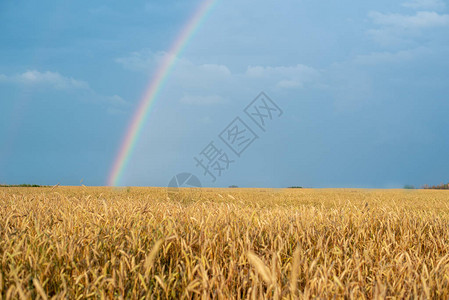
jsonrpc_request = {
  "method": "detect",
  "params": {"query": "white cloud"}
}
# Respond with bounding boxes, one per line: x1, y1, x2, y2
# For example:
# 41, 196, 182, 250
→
198, 64, 232, 77
246, 64, 316, 78
367, 29, 409, 46
115, 50, 164, 71
276, 79, 303, 89
180, 94, 226, 105
116, 50, 232, 79
246, 64, 321, 89
117, 51, 321, 90
353, 47, 431, 64
115, 50, 232, 92
0, 70, 89, 90
106, 106, 126, 115
369, 11, 449, 29
367, 11, 449, 45
116, 50, 323, 105
402, 0, 446, 10
107, 94, 127, 106
0, 70, 127, 113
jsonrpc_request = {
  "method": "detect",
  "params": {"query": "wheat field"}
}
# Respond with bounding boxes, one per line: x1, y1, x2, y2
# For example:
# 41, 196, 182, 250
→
1, 187, 449, 299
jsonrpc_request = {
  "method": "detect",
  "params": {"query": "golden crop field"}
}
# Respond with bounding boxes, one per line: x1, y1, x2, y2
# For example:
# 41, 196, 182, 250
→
1, 187, 449, 299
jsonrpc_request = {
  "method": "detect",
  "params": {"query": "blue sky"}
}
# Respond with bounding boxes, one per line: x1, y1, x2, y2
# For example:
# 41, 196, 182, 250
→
1, 0, 449, 188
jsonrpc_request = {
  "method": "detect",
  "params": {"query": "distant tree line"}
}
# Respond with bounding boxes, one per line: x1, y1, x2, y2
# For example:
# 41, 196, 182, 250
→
422, 183, 449, 190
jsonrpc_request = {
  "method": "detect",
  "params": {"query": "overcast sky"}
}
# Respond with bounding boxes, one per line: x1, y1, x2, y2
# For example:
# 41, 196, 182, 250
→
1, 0, 449, 188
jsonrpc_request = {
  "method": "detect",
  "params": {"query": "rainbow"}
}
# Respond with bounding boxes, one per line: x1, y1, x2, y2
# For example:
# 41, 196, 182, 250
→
107, 0, 217, 186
